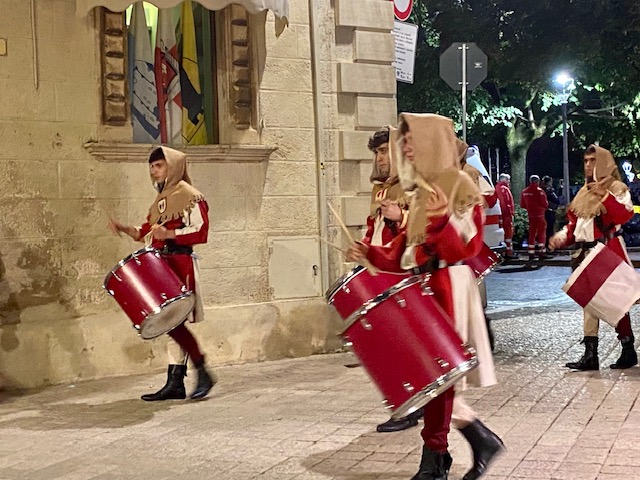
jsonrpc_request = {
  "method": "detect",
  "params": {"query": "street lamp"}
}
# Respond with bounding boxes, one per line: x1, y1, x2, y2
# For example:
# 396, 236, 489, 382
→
554, 73, 575, 204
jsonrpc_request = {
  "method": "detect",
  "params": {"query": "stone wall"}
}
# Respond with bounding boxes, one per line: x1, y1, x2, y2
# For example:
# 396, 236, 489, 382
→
0, 0, 395, 389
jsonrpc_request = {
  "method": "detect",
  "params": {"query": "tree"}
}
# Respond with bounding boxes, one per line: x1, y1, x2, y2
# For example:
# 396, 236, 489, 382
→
399, 0, 640, 197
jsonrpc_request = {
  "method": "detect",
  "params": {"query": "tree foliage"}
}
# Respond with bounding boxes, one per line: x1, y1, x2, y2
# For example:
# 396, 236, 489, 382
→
398, 0, 640, 195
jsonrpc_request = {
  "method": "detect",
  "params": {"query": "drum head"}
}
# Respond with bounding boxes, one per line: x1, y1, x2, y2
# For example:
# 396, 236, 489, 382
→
139, 294, 195, 340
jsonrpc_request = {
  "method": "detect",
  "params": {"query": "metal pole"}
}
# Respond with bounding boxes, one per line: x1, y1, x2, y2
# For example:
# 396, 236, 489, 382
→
460, 44, 467, 142
487, 147, 492, 182
495, 147, 500, 179
562, 102, 570, 204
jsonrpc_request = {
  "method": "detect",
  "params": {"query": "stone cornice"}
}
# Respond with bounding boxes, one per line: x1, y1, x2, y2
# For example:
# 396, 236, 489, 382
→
84, 143, 276, 163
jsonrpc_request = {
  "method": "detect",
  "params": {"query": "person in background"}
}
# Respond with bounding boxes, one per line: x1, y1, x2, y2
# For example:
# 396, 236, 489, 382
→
520, 175, 549, 263
495, 174, 517, 260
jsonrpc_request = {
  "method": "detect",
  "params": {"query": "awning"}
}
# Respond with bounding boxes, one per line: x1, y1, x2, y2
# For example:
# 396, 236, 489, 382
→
76, 0, 289, 33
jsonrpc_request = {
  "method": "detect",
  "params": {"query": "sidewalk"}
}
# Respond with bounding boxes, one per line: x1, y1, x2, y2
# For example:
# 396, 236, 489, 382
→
2, 305, 640, 479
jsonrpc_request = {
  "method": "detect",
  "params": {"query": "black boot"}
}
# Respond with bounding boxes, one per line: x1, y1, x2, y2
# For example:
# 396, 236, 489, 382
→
411, 446, 452, 480
458, 420, 505, 480
190, 363, 217, 400
141, 364, 186, 401
565, 336, 599, 371
610, 336, 638, 369
376, 407, 423, 433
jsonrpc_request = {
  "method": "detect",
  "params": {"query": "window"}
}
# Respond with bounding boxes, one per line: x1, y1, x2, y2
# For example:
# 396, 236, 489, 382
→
99, 2, 254, 145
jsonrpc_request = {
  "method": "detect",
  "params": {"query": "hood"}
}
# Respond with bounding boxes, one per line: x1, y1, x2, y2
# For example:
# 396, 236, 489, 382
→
154, 146, 193, 189
396, 113, 468, 186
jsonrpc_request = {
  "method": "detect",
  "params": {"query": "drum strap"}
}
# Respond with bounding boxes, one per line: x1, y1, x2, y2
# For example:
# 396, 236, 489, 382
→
409, 257, 439, 275
161, 245, 194, 255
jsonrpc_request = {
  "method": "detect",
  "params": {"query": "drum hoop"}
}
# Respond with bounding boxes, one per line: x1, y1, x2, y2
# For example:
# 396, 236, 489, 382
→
103, 247, 161, 288
138, 291, 194, 339
325, 265, 366, 303
389, 355, 479, 420
340, 274, 431, 334
474, 256, 500, 281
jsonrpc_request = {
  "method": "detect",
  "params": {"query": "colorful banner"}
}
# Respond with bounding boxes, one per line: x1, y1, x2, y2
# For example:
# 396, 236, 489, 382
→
155, 7, 183, 144
129, 2, 160, 143
179, 0, 207, 145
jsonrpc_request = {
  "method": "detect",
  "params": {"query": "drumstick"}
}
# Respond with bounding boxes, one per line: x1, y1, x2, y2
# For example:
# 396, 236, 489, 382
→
319, 236, 348, 254
326, 201, 355, 243
326, 202, 379, 275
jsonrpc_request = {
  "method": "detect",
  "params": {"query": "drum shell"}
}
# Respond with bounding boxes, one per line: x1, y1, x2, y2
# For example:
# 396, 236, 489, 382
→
342, 277, 477, 419
104, 248, 194, 339
326, 266, 411, 320
464, 243, 501, 280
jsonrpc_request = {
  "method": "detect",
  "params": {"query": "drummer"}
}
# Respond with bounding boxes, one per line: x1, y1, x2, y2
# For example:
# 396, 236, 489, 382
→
347, 114, 504, 480
109, 146, 216, 401
361, 126, 423, 433
549, 145, 637, 371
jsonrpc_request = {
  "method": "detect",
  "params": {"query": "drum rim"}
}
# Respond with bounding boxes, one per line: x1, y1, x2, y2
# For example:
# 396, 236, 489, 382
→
340, 274, 431, 334
388, 355, 479, 420
325, 265, 366, 303
139, 291, 194, 340
103, 247, 161, 289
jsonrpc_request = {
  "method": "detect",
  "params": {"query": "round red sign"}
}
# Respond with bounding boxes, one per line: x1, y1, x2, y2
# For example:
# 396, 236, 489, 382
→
393, 0, 413, 21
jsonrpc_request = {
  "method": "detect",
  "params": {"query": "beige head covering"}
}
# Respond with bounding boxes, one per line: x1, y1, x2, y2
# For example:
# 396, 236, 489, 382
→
369, 126, 406, 217
569, 144, 627, 219
396, 113, 482, 244
148, 146, 204, 225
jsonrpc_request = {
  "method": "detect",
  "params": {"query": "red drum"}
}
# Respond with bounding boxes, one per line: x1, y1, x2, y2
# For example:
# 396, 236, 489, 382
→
464, 243, 502, 280
339, 275, 477, 420
326, 265, 411, 320
104, 248, 195, 340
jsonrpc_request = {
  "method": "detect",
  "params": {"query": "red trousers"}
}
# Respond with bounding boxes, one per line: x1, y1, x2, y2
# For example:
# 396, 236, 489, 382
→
503, 215, 514, 243
420, 269, 456, 452
528, 216, 547, 252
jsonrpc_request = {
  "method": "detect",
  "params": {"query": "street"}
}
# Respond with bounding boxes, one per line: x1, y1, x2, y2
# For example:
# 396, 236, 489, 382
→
1, 266, 640, 480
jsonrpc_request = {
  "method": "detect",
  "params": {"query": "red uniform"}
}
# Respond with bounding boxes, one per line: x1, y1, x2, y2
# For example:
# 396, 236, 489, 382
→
520, 182, 549, 258
495, 180, 515, 255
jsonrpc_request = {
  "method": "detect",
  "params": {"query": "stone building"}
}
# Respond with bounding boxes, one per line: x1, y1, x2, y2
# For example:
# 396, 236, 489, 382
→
0, 0, 397, 388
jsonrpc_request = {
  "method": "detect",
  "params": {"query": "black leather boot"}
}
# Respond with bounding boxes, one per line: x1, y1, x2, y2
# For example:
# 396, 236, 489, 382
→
410, 446, 452, 480
141, 364, 186, 401
565, 336, 599, 371
458, 420, 505, 480
190, 364, 217, 400
376, 407, 423, 433
611, 335, 638, 369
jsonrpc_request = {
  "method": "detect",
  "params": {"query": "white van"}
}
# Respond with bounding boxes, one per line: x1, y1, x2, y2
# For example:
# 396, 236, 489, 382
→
465, 146, 506, 252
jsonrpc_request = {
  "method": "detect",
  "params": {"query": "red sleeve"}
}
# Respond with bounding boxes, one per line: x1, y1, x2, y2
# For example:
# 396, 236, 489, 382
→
602, 194, 634, 226
361, 216, 375, 245
138, 221, 151, 241
366, 232, 407, 272
428, 205, 484, 263
520, 191, 526, 209
506, 189, 515, 215
484, 191, 499, 208
174, 200, 209, 246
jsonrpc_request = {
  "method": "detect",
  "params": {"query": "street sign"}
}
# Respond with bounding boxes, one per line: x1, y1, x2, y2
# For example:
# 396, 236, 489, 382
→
439, 42, 487, 91
393, 21, 419, 83
392, 0, 413, 21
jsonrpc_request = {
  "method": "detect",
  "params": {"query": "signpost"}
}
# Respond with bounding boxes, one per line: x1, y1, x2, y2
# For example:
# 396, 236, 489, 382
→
392, 0, 413, 21
393, 21, 419, 83
439, 42, 487, 141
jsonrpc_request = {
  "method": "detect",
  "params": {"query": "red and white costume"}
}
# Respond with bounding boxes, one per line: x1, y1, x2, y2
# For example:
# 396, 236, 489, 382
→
136, 146, 209, 365
366, 114, 496, 454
